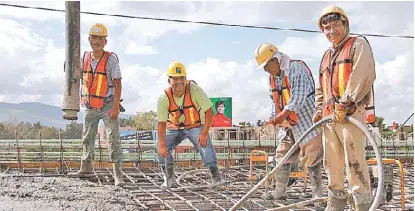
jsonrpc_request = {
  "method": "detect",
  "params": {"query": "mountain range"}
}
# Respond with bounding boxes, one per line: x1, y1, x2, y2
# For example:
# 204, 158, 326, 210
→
0, 102, 134, 129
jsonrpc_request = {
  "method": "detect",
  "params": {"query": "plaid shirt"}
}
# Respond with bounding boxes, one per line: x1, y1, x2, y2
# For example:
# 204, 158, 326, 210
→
269, 60, 320, 144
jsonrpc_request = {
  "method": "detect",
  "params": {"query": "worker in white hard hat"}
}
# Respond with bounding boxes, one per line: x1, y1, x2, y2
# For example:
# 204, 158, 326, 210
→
254, 43, 324, 207
69, 23, 125, 187
313, 5, 376, 211
156, 61, 221, 189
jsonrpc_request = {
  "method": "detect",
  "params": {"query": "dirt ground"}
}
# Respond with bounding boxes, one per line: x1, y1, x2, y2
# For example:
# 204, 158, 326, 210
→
0, 173, 138, 211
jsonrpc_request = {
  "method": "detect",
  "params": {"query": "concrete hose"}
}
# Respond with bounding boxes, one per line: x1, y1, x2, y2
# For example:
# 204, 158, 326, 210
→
229, 116, 384, 211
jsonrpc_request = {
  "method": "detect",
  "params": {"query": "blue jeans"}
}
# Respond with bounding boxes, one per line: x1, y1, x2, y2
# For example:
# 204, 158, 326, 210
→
156, 125, 218, 168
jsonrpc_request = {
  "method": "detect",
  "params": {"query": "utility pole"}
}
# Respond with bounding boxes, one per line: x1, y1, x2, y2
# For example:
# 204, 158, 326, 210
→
62, 1, 80, 120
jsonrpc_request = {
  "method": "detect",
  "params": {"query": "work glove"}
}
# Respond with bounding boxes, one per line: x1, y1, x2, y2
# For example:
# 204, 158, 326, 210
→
333, 103, 353, 124
312, 113, 322, 124
279, 120, 292, 128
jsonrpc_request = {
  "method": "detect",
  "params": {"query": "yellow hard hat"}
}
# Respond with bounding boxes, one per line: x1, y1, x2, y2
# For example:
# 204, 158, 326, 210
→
89, 23, 108, 37
318, 5, 349, 31
167, 61, 187, 77
254, 43, 278, 69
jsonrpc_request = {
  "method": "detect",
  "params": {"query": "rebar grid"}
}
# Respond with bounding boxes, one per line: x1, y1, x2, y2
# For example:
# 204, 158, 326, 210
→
2, 163, 413, 210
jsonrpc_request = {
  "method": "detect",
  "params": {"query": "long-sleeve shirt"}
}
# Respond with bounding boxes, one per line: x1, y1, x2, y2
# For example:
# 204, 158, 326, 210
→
315, 35, 376, 114
269, 61, 319, 144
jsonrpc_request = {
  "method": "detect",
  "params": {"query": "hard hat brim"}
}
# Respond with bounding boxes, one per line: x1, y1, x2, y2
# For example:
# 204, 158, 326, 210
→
257, 55, 274, 70
89, 33, 108, 37
257, 61, 267, 70
167, 73, 187, 77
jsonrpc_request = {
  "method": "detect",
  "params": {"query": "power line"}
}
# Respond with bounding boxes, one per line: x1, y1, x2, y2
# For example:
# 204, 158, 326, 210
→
0, 3, 413, 39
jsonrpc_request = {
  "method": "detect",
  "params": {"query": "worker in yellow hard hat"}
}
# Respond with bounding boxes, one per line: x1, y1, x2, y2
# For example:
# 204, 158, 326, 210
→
156, 61, 221, 188
254, 43, 324, 207
314, 5, 376, 211
69, 23, 125, 187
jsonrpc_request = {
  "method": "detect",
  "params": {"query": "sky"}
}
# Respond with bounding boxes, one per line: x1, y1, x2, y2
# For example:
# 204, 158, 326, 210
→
0, 0, 413, 126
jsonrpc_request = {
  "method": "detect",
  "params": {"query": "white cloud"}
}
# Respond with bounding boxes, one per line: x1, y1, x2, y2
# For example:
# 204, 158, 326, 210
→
0, 1, 413, 127
277, 34, 330, 60
124, 40, 158, 55
1, 1, 412, 57
185, 58, 272, 124
112, 57, 274, 125
0, 17, 64, 104
0, 18, 45, 56
120, 64, 165, 113
374, 52, 414, 125
0, 1, 64, 21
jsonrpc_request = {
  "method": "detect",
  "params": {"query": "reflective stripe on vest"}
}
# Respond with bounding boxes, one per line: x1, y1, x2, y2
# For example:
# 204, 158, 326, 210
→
269, 60, 315, 125
319, 36, 376, 124
81, 51, 111, 109
165, 80, 201, 129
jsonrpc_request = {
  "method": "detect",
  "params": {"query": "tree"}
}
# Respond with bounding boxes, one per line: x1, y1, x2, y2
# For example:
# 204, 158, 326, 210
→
256, 120, 268, 126
238, 121, 252, 127
63, 122, 83, 139
0, 123, 8, 139
33, 121, 42, 130
40, 126, 59, 139
0, 120, 63, 140
374, 117, 385, 132
133, 111, 157, 130
120, 117, 135, 127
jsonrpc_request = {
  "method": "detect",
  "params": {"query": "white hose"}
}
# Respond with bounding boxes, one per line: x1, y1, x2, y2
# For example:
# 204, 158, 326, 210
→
229, 116, 384, 211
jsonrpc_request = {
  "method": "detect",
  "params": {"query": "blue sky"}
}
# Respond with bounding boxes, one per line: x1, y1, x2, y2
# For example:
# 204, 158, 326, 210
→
0, 1, 413, 126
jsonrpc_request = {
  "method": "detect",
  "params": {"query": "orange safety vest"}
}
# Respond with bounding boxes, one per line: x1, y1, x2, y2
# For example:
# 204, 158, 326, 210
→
81, 51, 112, 109
270, 60, 315, 126
165, 80, 201, 130
319, 36, 376, 124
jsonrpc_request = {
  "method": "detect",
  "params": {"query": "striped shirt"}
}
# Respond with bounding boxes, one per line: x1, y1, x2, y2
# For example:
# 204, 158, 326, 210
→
269, 60, 320, 144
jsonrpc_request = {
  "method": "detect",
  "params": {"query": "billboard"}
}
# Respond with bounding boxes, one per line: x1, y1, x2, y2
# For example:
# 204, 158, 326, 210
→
210, 97, 232, 127
120, 131, 155, 140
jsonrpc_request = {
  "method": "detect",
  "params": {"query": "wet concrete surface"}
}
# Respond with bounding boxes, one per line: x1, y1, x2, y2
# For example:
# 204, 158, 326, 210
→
0, 163, 413, 211
0, 173, 138, 211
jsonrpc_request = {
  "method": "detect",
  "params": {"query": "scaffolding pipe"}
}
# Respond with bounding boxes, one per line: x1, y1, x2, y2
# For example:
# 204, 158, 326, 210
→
62, 1, 81, 120
39, 130, 44, 173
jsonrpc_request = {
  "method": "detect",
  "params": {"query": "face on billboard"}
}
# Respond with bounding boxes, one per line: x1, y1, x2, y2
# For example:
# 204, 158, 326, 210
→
210, 97, 232, 127
217, 104, 225, 114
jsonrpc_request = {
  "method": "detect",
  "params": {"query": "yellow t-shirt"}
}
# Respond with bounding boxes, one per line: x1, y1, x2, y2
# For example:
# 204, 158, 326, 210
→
157, 82, 212, 124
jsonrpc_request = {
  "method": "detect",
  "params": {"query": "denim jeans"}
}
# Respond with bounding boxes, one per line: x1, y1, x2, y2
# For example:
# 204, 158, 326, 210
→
156, 125, 218, 168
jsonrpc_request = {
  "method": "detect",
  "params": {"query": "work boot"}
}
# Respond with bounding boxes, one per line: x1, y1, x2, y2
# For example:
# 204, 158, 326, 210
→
325, 189, 347, 211
68, 160, 93, 175
309, 162, 326, 208
209, 165, 222, 186
113, 163, 125, 187
160, 163, 178, 189
352, 193, 373, 211
271, 163, 291, 200
354, 203, 371, 211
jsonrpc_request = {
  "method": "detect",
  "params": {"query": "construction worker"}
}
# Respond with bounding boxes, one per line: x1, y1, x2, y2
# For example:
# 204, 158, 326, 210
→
70, 23, 125, 187
313, 5, 376, 211
156, 61, 221, 188
254, 43, 324, 205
